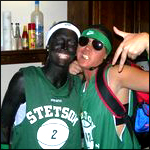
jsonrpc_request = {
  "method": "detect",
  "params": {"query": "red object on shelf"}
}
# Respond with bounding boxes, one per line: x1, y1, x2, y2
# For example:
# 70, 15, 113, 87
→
22, 25, 29, 50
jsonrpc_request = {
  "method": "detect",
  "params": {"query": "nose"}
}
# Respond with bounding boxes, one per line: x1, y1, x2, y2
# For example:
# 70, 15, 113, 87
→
62, 40, 68, 50
84, 41, 92, 50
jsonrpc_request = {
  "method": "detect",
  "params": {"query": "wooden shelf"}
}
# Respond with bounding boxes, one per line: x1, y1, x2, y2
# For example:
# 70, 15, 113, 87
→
1, 49, 48, 65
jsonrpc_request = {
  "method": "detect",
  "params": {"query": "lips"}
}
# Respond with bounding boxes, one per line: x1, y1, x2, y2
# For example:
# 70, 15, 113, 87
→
56, 52, 70, 59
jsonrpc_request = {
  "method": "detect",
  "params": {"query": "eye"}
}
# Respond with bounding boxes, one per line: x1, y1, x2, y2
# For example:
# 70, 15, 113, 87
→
92, 40, 103, 50
56, 39, 64, 44
54, 45, 62, 49
68, 40, 77, 46
79, 37, 89, 46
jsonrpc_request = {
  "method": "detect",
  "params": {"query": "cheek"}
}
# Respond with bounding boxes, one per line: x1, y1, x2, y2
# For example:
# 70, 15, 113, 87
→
69, 46, 77, 54
91, 54, 102, 65
77, 46, 83, 57
91, 50, 107, 65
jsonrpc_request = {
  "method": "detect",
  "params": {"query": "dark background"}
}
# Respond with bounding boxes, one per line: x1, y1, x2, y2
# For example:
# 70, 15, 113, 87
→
68, 1, 149, 61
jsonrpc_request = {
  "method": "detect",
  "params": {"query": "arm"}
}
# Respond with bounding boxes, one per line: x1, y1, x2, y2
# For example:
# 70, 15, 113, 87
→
111, 65, 149, 93
1, 71, 25, 147
112, 26, 149, 72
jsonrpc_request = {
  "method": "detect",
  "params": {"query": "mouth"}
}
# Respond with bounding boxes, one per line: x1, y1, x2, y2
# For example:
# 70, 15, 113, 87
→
56, 52, 70, 60
82, 54, 89, 60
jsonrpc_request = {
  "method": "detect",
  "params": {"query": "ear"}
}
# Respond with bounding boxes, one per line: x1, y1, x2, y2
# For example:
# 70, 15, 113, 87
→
104, 55, 107, 59
103, 51, 108, 59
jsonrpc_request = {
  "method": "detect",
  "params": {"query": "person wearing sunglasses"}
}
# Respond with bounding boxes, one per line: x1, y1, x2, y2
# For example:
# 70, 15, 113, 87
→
71, 24, 149, 149
69, 26, 149, 75
1, 21, 83, 149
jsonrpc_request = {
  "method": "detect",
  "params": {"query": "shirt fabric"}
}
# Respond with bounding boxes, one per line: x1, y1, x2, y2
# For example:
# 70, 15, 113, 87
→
11, 66, 82, 149
81, 64, 141, 149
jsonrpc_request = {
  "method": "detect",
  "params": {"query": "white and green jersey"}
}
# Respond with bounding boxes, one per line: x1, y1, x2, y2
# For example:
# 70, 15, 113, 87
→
81, 65, 141, 149
11, 66, 82, 149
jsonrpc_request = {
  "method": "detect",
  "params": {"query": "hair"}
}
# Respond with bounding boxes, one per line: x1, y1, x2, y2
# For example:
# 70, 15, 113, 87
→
88, 24, 113, 62
88, 24, 113, 46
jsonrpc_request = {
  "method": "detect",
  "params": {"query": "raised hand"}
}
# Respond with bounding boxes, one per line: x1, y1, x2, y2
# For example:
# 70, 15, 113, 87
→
112, 26, 149, 72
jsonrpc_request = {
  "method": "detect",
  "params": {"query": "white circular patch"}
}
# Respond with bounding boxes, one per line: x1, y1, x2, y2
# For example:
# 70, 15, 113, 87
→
37, 118, 69, 149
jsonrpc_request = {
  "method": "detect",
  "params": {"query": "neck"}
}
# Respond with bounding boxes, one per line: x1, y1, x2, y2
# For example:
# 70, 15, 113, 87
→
84, 68, 98, 81
83, 60, 107, 81
42, 63, 69, 88
35, 5, 39, 11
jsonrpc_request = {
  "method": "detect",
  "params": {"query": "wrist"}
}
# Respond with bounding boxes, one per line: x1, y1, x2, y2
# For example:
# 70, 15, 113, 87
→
146, 46, 149, 61
145, 33, 149, 53
144, 32, 149, 60
1, 144, 9, 149
146, 48, 149, 60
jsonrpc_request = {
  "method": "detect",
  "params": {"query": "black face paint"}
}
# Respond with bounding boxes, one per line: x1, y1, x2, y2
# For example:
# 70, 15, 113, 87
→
48, 29, 78, 66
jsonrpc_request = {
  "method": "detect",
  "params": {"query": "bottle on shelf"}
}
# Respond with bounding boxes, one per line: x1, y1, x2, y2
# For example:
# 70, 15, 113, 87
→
2, 11, 12, 51
22, 25, 29, 50
14, 23, 22, 50
31, 1, 44, 49
28, 23, 36, 50
11, 23, 17, 50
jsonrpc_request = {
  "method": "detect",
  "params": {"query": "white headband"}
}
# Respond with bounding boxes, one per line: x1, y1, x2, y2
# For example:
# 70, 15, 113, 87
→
45, 22, 81, 46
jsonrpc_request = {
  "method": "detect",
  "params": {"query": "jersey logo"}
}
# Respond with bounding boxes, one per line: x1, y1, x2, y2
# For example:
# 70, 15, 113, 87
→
26, 105, 79, 126
81, 111, 96, 149
86, 30, 94, 35
37, 118, 69, 149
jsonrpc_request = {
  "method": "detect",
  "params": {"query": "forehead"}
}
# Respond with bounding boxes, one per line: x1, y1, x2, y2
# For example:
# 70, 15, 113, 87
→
51, 28, 78, 39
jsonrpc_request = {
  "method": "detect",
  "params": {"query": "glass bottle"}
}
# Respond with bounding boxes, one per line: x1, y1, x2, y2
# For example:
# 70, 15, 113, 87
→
31, 1, 44, 49
22, 25, 29, 50
14, 23, 22, 50
11, 23, 17, 50
3, 11, 12, 51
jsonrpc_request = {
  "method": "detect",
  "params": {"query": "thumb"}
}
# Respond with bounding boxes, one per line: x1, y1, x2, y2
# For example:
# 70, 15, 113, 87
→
113, 26, 128, 38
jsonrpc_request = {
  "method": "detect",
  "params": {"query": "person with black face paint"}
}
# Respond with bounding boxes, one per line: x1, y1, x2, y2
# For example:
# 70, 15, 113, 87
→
1, 21, 82, 149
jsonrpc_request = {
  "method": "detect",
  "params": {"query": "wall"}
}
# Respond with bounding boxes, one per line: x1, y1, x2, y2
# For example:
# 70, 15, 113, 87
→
1, 1, 67, 104
1, 1, 67, 48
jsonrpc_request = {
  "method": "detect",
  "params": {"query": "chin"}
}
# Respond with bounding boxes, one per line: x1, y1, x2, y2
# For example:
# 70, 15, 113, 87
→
78, 63, 88, 70
78, 59, 88, 67
57, 59, 71, 67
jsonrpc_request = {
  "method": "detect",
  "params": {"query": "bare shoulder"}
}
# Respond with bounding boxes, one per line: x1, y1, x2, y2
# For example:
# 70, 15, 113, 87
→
6, 70, 25, 101
108, 64, 148, 84
109, 64, 147, 77
109, 64, 149, 92
9, 70, 24, 86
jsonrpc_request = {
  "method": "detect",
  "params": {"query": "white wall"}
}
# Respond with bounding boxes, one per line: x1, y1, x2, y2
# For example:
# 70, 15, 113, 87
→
1, 63, 43, 105
1, 1, 67, 104
1, 1, 67, 48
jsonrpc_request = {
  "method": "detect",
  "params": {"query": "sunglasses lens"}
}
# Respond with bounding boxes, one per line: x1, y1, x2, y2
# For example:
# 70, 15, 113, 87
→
79, 36, 89, 46
79, 37, 103, 51
92, 40, 103, 50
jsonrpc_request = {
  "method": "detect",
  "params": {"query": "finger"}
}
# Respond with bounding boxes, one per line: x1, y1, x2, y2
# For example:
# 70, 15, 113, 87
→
75, 65, 83, 73
70, 68, 80, 75
112, 43, 124, 65
128, 53, 137, 60
118, 48, 128, 72
73, 64, 82, 74
72, 60, 78, 65
113, 26, 129, 38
